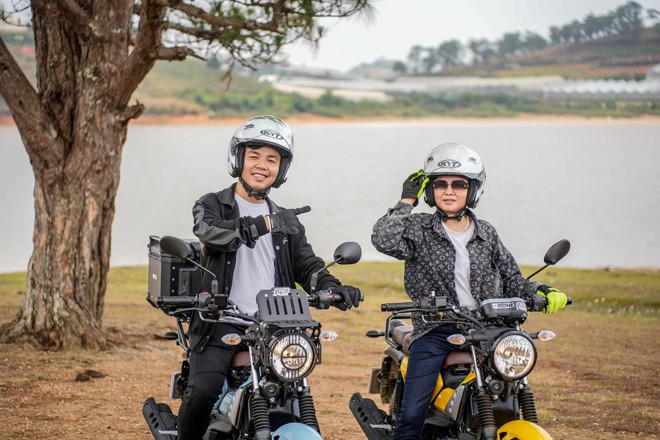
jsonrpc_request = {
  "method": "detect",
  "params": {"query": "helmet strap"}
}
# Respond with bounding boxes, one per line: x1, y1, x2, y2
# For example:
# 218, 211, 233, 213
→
238, 176, 270, 201
438, 208, 467, 222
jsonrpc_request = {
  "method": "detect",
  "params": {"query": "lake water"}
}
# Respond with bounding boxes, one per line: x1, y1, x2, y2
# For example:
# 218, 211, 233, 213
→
1, 119, 659, 273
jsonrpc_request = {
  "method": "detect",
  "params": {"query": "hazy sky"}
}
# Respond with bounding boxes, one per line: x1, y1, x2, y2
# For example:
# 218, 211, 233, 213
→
283, 0, 660, 72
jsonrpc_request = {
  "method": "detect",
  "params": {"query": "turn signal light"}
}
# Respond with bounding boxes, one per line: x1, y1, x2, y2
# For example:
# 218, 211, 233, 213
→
447, 334, 466, 345
537, 330, 556, 342
221, 333, 242, 345
320, 330, 338, 342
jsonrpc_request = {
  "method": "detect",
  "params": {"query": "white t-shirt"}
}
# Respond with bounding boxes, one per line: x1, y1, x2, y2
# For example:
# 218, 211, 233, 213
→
228, 194, 276, 316
442, 221, 479, 310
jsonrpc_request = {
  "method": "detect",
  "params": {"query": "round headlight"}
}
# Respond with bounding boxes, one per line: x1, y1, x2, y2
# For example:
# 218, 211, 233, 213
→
269, 333, 317, 381
491, 333, 537, 381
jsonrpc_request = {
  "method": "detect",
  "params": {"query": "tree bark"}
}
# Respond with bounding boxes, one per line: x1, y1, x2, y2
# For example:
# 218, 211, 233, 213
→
3, 124, 125, 349
0, 1, 148, 349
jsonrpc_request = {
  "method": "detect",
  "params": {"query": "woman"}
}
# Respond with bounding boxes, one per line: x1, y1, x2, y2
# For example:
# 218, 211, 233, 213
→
371, 143, 568, 440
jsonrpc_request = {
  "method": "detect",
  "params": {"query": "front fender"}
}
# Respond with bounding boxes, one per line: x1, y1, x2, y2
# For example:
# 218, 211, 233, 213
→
497, 420, 553, 440
272, 422, 323, 439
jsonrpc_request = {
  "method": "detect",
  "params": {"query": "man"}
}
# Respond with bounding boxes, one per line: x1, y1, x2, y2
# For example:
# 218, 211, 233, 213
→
177, 115, 363, 440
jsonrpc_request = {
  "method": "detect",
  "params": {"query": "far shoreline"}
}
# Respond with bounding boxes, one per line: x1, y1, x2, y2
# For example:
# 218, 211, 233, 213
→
1, 113, 659, 127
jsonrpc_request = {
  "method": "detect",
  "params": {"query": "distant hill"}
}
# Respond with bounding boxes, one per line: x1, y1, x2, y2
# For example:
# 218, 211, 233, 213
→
132, 59, 271, 116
444, 28, 659, 80
2, 25, 659, 119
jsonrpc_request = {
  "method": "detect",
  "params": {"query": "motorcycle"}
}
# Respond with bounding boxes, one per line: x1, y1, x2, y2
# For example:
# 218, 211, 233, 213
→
142, 235, 362, 440
349, 240, 572, 440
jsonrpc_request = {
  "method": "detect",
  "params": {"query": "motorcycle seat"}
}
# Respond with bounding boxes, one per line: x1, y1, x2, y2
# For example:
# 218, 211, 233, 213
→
231, 350, 251, 368
391, 324, 414, 347
443, 351, 473, 366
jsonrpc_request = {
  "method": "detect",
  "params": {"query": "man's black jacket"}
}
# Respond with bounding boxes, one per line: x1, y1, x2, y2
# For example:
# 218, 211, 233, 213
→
189, 183, 340, 351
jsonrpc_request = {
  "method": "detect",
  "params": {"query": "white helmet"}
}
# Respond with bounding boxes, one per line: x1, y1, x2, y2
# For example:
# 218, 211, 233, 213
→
423, 143, 486, 209
228, 115, 294, 189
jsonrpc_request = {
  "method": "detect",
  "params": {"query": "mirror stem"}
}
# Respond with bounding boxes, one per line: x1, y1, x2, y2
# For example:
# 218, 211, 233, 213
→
526, 263, 549, 281
310, 260, 337, 293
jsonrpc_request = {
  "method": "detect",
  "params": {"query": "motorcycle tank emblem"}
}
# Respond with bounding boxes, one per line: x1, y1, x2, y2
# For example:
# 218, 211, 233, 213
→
438, 160, 461, 168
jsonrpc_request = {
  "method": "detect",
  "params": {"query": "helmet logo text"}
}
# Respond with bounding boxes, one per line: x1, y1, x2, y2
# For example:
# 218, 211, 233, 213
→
439, 160, 461, 168
261, 129, 284, 140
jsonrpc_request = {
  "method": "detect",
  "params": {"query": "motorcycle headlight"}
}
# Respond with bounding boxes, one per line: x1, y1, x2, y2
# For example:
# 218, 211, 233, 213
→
491, 333, 537, 381
269, 333, 317, 381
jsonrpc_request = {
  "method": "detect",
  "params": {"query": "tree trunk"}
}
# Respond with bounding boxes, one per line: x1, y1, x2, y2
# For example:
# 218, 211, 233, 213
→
2, 121, 127, 350
0, 1, 147, 350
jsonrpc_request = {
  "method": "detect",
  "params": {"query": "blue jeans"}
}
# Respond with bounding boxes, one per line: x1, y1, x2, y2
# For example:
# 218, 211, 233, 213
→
393, 325, 459, 440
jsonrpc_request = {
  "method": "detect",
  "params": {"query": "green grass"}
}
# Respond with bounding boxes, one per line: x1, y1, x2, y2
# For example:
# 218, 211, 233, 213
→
1, 263, 658, 324
329, 262, 660, 316
533, 267, 660, 315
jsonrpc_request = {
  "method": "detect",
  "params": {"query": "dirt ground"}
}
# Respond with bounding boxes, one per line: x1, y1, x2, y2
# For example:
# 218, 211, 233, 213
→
1, 301, 658, 440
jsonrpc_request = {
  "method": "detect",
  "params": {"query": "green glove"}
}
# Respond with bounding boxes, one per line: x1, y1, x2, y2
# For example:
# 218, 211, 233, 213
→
536, 286, 568, 314
401, 169, 430, 206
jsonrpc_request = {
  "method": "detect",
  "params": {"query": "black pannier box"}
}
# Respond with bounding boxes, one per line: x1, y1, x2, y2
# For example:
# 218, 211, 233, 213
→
148, 235, 203, 303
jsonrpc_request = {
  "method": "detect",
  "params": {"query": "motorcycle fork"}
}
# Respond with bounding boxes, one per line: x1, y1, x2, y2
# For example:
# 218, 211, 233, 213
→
471, 346, 497, 440
248, 347, 271, 440
298, 379, 321, 432
518, 377, 539, 423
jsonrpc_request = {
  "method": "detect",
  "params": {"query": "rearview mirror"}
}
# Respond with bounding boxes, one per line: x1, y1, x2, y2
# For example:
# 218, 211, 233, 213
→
543, 239, 571, 265
334, 242, 362, 265
159, 235, 193, 260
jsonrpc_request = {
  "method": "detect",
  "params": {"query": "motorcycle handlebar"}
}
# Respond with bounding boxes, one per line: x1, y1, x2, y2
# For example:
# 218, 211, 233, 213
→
158, 290, 347, 314
382, 295, 573, 314
381, 302, 416, 312
157, 292, 225, 311
310, 290, 345, 309
157, 296, 197, 307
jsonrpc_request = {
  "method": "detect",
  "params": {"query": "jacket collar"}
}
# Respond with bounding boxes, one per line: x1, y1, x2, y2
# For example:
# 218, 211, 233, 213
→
430, 208, 484, 240
217, 182, 279, 213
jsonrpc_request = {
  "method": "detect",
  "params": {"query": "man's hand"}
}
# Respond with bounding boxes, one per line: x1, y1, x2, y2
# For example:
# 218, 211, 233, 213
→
536, 285, 568, 314
268, 206, 311, 235
330, 285, 364, 311
401, 169, 429, 206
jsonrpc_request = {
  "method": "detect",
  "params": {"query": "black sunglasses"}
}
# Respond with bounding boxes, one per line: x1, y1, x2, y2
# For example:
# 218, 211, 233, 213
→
432, 179, 469, 191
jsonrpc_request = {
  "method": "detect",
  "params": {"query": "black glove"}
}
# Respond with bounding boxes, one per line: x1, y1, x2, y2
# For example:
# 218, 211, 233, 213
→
401, 169, 429, 206
330, 285, 364, 311
268, 206, 311, 235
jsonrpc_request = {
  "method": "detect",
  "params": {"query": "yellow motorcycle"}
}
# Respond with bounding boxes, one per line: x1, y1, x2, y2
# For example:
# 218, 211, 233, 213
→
350, 240, 571, 440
